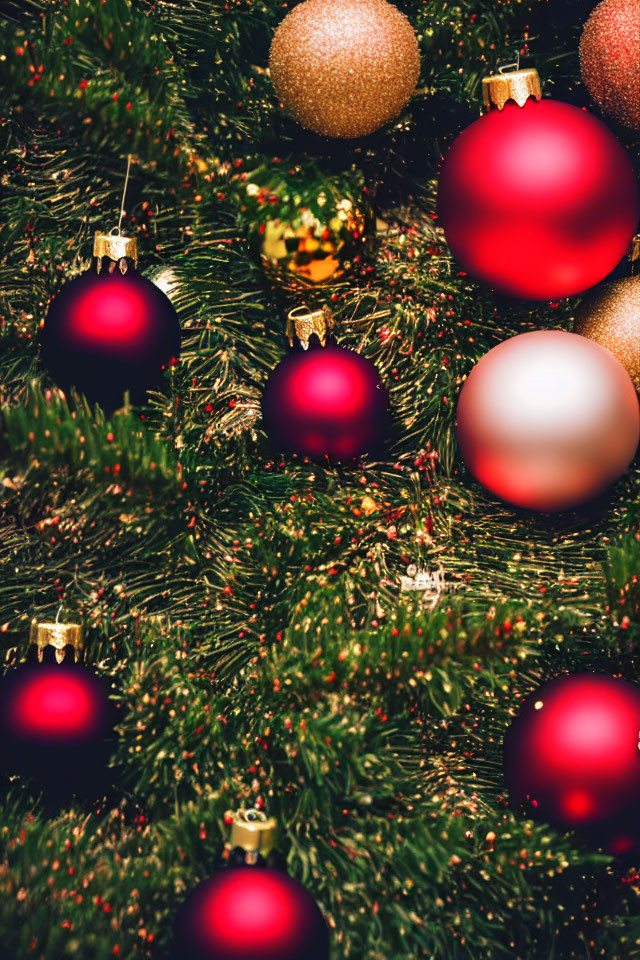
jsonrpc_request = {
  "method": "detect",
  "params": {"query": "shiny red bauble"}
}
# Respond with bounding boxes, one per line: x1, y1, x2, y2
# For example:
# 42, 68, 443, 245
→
504, 674, 640, 843
262, 344, 389, 460
172, 866, 330, 960
0, 661, 116, 799
437, 98, 639, 300
41, 267, 181, 410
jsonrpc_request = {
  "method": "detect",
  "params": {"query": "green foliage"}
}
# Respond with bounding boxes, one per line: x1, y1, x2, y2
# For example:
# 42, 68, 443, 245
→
1, 1, 640, 959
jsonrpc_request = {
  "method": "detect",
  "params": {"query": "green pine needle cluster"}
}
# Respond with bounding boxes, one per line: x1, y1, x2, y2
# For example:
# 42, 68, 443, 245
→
1, 1, 640, 958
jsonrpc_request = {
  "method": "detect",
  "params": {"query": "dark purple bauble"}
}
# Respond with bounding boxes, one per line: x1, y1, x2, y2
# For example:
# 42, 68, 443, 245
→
40, 268, 181, 410
172, 866, 330, 960
262, 344, 389, 460
503, 674, 640, 848
0, 661, 117, 799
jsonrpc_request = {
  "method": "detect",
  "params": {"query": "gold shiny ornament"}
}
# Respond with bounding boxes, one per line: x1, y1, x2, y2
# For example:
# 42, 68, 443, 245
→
269, 0, 420, 138
29, 620, 83, 664
260, 198, 371, 285
575, 276, 640, 389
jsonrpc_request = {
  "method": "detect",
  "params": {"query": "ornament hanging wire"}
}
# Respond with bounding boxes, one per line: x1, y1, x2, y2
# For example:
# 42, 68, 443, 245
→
94, 155, 137, 274
115, 153, 132, 237
497, 50, 521, 75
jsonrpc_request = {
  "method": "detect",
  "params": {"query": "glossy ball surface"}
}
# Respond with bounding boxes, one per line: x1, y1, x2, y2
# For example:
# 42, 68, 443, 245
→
41, 267, 181, 410
262, 345, 389, 461
173, 866, 330, 960
504, 674, 640, 836
0, 661, 115, 798
437, 99, 639, 300
456, 330, 640, 511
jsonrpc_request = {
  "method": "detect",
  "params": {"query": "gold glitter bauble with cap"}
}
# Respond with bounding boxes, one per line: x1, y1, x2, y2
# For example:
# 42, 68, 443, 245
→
575, 275, 640, 389
580, 0, 640, 129
269, 0, 420, 139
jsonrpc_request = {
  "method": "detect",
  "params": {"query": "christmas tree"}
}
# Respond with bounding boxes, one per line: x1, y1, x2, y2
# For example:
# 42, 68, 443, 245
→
1, 1, 640, 958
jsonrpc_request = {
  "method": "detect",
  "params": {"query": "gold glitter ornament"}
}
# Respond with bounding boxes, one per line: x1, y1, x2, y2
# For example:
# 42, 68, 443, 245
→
575, 275, 640, 389
269, 0, 421, 139
580, 0, 640, 129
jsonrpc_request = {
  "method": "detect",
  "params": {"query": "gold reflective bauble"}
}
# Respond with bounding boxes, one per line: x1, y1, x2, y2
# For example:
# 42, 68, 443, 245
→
259, 197, 372, 286
269, 0, 420, 139
575, 276, 640, 389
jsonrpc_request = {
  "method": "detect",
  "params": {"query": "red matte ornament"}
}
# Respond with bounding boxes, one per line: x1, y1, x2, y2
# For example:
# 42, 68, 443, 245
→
8, 668, 104, 740
262, 344, 389, 460
41, 232, 181, 411
173, 866, 330, 960
0, 624, 116, 800
437, 72, 639, 300
0, 663, 115, 798
504, 674, 640, 841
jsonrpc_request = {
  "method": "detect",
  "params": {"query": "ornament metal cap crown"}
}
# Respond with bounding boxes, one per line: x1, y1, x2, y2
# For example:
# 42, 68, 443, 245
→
227, 808, 278, 861
482, 67, 542, 113
287, 305, 332, 350
29, 620, 83, 664
93, 229, 138, 267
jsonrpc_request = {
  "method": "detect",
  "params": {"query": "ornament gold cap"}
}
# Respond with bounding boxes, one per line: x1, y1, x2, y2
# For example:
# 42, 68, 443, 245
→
482, 67, 542, 112
29, 620, 83, 664
287, 305, 332, 350
93, 229, 138, 266
227, 808, 278, 860
632, 233, 640, 275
